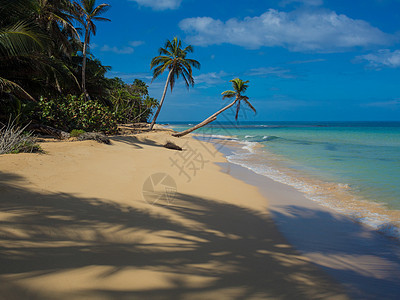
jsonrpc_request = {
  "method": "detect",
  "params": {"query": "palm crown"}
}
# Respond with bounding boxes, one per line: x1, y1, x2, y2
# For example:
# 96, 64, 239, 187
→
148, 37, 200, 130
73, 0, 110, 99
150, 37, 200, 91
73, 0, 110, 38
222, 78, 256, 120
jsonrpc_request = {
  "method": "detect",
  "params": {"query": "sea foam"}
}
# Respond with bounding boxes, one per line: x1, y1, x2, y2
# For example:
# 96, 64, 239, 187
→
224, 137, 400, 240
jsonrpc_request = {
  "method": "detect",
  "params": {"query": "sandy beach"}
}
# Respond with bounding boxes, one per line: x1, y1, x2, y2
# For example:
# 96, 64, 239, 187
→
0, 128, 349, 299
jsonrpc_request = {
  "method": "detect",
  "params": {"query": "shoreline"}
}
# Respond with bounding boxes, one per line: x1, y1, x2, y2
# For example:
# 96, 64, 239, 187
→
213, 147, 400, 299
189, 130, 400, 241
0, 129, 348, 299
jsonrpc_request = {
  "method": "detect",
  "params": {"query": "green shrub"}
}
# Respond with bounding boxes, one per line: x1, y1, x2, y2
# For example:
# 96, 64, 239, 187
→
70, 129, 85, 137
38, 95, 118, 133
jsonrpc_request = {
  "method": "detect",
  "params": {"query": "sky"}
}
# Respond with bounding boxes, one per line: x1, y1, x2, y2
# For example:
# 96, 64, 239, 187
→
90, 0, 400, 122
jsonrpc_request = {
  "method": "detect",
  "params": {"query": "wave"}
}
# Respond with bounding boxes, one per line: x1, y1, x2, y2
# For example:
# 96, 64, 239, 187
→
241, 141, 259, 153
224, 138, 400, 240
194, 133, 239, 141
263, 135, 280, 141
243, 135, 281, 143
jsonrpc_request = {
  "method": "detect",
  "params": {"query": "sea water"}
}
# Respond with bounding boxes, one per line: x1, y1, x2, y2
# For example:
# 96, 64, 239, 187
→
168, 121, 400, 239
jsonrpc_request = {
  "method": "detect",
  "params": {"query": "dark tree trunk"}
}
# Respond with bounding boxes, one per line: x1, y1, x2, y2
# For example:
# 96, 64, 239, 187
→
29, 124, 70, 139
149, 69, 172, 131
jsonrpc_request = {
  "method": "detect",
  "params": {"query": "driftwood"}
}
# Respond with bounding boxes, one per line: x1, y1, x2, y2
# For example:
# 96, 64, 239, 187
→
164, 142, 182, 151
77, 132, 111, 144
28, 124, 110, 144
29, 124, 70, 139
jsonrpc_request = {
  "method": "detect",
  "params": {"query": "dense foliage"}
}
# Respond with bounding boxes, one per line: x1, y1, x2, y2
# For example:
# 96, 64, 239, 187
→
37, 95, 118, 133
0, 0, 158, 134
109, 78, 158, 124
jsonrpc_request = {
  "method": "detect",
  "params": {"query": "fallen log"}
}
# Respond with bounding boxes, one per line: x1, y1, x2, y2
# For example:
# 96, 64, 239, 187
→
28, 124, 70, 140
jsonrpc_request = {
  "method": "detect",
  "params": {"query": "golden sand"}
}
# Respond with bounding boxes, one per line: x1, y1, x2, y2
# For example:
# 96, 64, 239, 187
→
0, 128, 347, 299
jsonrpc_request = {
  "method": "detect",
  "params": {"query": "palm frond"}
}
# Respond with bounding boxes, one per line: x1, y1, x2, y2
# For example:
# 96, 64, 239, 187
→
92, 3, 110, 17
0, 77, 35, 101
184, 58, 200, 70
92, 16, 111, 22
243, 97, 256, 114
183, 45, 194, 53
221, 90, 236, 99
0, 21, 44, 57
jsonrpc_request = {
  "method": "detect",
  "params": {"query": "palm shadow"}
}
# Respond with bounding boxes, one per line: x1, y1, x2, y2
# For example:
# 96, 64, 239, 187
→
0, 171, 347, 299
111, 135, 167, 149
270, 205, 400, 299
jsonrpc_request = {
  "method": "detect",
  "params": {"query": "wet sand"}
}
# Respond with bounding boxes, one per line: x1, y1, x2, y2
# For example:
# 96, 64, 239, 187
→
214, 141, 400, 299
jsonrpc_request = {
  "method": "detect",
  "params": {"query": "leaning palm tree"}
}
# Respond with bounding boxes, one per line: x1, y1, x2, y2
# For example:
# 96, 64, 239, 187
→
149, 37, 200, 131
73, 0, 110, 99
172, 78, 256, 137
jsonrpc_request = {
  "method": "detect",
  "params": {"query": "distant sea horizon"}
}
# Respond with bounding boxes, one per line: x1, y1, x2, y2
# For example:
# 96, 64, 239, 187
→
167, 121, 400, 240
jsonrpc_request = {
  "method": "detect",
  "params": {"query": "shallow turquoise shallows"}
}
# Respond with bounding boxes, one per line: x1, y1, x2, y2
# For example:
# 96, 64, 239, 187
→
168, 121, 400, 238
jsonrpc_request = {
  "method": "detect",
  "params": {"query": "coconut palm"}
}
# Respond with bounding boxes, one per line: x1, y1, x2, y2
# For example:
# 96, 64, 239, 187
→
172, 78, 256, 137
0, 20, 43, 101
149, 37, 200, 131
73, 0, 110, 99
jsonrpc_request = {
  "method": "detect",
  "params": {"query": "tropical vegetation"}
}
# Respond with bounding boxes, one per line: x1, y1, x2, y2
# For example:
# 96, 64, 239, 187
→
0, 0, 159, 153
172, 78, 256, 137
73, 0, 110, 100
149, 37, 200, 130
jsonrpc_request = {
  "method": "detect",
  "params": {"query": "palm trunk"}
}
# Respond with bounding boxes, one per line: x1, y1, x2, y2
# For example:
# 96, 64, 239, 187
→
172, 98, 237, 137
149, 69, 172, 130
81, 26, 89, 100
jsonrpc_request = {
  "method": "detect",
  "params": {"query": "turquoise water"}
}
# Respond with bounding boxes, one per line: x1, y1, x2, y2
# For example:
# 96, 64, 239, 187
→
169, 121, 400, 237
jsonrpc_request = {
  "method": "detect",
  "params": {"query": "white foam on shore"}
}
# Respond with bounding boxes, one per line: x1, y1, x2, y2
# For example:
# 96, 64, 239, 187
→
242, 141, 259, 153
193, 133, 239, 141
221, 139, 400, 240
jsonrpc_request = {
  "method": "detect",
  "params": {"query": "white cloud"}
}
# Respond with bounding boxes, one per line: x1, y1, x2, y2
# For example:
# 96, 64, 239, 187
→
130, 0, 182, 10
357, 49, 400, 68
280, 0, 323, 6
246, 67, 295, 78
179, 9, 391, 52
194, 71, 229, 85
129, 40, 145, 47
101, 45, 134, 54
365, 99, 400, 108
288, 58, 326, 64
107, 71, 153, 81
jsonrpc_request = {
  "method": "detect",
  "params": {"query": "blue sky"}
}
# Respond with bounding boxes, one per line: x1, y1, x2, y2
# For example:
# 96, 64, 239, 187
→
90, 0, 400, 122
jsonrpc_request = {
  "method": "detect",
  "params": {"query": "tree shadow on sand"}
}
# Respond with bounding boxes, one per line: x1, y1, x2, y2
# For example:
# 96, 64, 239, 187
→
270, 205, 400, 299
0, 171, 347, 299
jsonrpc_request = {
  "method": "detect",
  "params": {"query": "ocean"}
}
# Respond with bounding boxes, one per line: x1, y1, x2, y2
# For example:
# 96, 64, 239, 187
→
168, 121, 400, 239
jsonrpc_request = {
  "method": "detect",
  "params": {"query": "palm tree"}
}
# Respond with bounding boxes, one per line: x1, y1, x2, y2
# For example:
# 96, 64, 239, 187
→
0, 0, 80, 103
0, 21, 43, 101
149, 37, 200, 131
73, 0, 110, 99
172, 78, 256, 137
